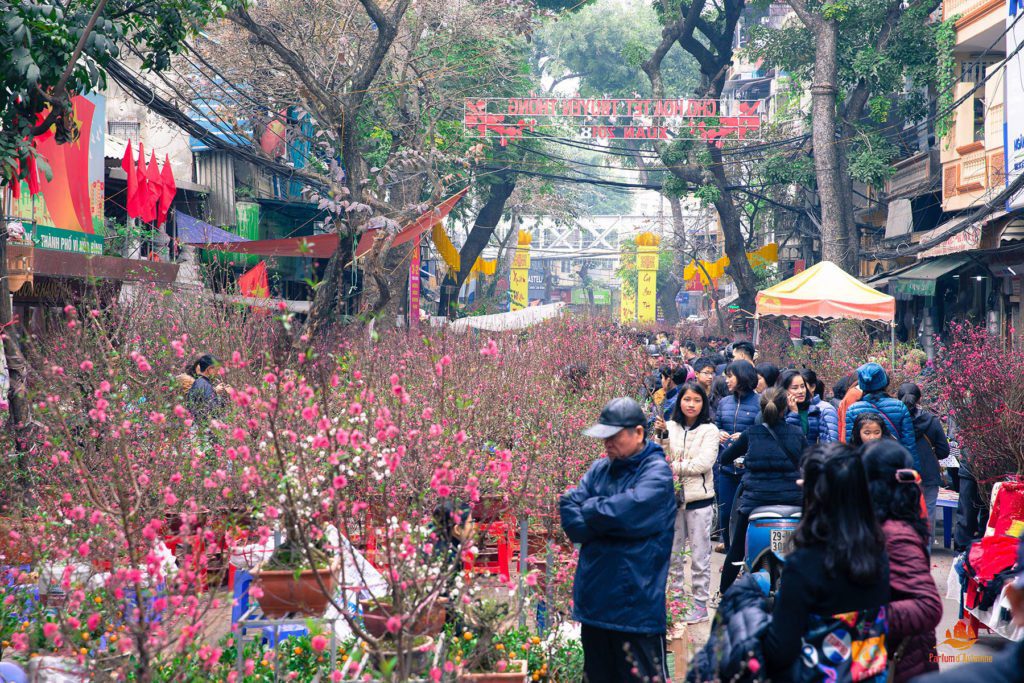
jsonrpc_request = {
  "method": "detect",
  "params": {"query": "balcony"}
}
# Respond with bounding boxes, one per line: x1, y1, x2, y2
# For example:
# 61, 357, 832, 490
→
942, 145, 1004, 211
945, 0, 1005, 50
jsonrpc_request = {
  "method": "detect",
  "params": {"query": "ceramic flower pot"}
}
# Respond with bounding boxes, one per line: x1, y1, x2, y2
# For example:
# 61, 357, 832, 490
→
359, 597, 448, 638
254, 568, 334, 618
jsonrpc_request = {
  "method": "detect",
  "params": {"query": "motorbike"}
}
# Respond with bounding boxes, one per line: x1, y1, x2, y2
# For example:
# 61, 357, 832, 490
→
744, 504, 801, 593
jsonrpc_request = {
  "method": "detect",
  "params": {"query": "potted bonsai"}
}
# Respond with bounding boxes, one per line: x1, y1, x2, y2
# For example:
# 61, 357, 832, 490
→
254, 538, 334, 618
456, 600, 527, 682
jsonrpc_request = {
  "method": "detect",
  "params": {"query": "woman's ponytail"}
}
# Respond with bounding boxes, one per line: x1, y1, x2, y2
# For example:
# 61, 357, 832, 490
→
760, 387, 788, 427
897, 382, 921, 416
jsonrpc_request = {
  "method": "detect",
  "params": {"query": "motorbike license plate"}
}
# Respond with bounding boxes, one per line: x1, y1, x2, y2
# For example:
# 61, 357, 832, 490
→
770, 529, 792, 554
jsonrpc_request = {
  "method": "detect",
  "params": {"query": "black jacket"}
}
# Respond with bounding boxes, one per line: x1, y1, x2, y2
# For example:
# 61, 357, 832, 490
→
911, 409, 949, 487
687, 573, 771, 683
911, 639, 1024, 683
721, 423, 806, 514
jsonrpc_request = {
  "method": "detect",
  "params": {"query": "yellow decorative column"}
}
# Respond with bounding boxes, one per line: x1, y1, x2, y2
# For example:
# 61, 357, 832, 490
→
620, 244, 636, 323
636, 232, 660, 323
509, 230, 532, 311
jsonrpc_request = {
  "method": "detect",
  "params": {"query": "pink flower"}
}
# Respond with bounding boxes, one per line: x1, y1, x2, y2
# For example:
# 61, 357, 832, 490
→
430, 667, 442, 682
79, 360, 93, 371
43, 622, 60, 640
385, 616, 402, 634
77, 542, 90, 558
310, 634, 328, 652
87, 613, 101, 631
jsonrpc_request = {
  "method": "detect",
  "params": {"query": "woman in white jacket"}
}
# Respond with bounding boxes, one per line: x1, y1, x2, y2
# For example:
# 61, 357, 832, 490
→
655, 380, 719, 624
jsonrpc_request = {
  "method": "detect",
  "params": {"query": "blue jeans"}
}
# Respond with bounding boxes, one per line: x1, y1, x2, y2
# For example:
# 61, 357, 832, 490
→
922, 484, 939, 553
715, 466, 742, 551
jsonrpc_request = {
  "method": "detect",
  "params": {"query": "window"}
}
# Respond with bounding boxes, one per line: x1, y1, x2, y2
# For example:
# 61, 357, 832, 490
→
108, 120, 140, 140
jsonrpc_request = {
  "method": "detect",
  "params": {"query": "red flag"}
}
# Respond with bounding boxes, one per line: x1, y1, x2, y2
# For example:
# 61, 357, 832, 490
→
238, 261, 269, 298
158, 154, 177, 225
136, 142, 155, 223
147, 150, 162, 220
121, 142, 139, 217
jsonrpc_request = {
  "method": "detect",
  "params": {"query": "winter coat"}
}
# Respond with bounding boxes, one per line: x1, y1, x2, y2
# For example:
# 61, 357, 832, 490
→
814, 396, 840, 443
560, 440, 676, 634
784, 399, 833, 445
715, 391, 761, 475
186, 375, 223, 424
912, 410, 949, 488
721, 423, 806, 514
662, 421, 718, 505
687, 573, 771, 683
881, 519, 941, 682
837, 385, 863, 444
844, 391, 917, 458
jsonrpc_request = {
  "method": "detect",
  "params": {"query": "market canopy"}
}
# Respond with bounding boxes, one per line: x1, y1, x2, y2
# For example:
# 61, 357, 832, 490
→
755, 261, 895, 322
446, 302, 566, 333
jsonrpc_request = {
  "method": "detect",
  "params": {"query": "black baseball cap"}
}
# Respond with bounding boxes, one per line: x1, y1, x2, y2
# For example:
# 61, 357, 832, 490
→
583, 398, 646, 439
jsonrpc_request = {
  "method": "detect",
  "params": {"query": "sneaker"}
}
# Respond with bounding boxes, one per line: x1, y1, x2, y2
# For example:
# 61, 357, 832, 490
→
707, 592, 722, 609
682, 603, 709, 624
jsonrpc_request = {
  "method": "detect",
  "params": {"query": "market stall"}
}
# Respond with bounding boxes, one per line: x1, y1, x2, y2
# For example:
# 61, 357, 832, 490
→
753, 261, 897, 365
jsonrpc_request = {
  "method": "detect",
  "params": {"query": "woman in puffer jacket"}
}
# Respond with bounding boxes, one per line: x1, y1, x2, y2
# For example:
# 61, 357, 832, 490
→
861, 439, 942, 681
657, 381, 718, 625
779, 368, 832, 444
713, 360, 761, 553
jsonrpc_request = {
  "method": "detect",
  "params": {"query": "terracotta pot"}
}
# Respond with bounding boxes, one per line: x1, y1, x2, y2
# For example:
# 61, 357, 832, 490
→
372, 636, 435, 672
254, 568, 334, 618
458, 659, 528, 682
360, 597, 448, 638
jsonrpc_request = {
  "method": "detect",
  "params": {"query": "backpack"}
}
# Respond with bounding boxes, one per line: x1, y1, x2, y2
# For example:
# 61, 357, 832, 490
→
789, 606, 890, 683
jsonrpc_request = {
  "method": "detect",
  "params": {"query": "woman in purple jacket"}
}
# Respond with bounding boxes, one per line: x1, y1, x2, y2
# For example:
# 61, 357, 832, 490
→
862, 439, 942, 681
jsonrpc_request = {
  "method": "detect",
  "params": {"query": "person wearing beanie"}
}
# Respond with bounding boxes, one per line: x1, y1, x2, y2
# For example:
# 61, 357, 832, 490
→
843, 363, 917, 460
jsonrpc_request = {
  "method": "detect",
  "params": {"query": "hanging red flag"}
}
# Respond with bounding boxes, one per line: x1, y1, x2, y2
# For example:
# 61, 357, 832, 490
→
121, 141, 140, 217
158, 154, 177, 225
238, 261, 270, 298
147, 150, 162, 221
136, 142, 155, 223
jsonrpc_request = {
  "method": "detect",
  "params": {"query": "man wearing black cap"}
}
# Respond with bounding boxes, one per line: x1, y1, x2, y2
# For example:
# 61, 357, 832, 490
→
915, 536, 1024, 682
560, 397, 677, 682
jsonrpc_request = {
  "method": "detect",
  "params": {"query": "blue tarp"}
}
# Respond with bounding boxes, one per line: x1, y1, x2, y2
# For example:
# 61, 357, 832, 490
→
175, 210, 249, 244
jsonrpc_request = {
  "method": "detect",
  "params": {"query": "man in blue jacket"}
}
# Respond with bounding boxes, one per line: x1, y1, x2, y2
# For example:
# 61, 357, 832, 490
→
843, 363, 918, 461
560, 397, 677, 682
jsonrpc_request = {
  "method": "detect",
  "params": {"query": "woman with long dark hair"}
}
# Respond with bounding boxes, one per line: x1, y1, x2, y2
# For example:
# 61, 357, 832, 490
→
659, 381, 718, 624
718, 388, 806, 593
861, 439, 942, 681
185, 354, 224, 425
779, 368, 832, 444
762, 443, 890, 679
802, 368, 839, 442
897, 382, 949, 530
755, 362, 779, 394
713, 360, 761, 554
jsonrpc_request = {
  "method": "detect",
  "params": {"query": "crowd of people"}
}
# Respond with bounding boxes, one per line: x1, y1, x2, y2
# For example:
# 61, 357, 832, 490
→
559, 332, 1014, 683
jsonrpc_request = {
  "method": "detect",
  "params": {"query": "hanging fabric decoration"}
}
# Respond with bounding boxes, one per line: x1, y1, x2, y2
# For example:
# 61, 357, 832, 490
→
431, 223, 461, 273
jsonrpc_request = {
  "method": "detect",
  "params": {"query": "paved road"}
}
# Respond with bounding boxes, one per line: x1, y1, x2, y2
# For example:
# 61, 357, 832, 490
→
684, 543, 1008, 672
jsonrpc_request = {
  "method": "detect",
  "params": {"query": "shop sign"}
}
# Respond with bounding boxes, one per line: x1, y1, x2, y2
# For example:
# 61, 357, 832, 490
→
918, 223, 982, 259
464, 97, 765, 146
891, 279, 936, 297
1008, 0, 1024, 210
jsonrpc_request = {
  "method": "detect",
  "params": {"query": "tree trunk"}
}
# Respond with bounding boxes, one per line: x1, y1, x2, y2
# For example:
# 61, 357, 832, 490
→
0, 202, 33, 505
437, 178, 515, 317
707, 144, 758, 317
803, 17, 856, 272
